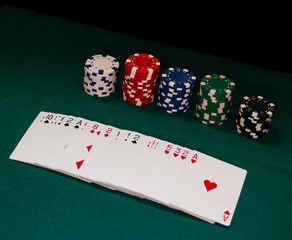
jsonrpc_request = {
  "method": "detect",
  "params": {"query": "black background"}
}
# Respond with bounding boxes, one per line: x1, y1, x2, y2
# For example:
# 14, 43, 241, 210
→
2, 0, 292, 73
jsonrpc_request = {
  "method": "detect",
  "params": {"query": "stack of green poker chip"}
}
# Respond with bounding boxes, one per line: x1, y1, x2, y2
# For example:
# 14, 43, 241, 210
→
195, 74, 235, 125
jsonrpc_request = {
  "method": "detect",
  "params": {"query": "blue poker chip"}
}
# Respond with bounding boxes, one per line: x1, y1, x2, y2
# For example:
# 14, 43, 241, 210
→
158, 89, 192, 102
157, 102, 189, 114
161, 67, 196, 88
157, 67, 195, 113
158, 94, 190, 106
159, 81, 192, 94
158, 85, 192, 98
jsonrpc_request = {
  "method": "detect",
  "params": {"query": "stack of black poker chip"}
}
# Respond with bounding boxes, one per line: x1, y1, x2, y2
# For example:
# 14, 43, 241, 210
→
235, 96, 275, 139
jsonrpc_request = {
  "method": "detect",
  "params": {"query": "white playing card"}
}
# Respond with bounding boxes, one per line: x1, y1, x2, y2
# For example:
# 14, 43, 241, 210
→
142, 142, 193, 205
76, 122, 109, 182
34, 115, 84, 169
10, 112, 66, 165
10, 111, 247, 226
10, 111, 48, 164
79, 125, 122, 188
120, 136, 169, 201
96, 130, 149, 195
52, 119, 104, 178
168, 151, 247, 226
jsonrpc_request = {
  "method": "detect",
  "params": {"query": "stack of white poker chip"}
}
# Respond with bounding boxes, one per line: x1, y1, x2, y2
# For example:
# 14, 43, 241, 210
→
83, 54, 119, 97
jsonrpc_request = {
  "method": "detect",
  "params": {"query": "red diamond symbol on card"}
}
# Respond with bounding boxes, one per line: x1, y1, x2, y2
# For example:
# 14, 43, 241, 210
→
165, 150, 170, 154
90, 130, 95, 134
76, 160, 84, 169
96, 131, 101, 135
191, 159, 196, 163
104, 133, 109, 137
173, 153, 179, 157
87, 145, 92, 152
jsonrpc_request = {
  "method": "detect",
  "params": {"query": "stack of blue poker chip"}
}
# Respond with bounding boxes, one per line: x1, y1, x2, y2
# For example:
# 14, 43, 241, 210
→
83, 54, 119, 97
157, 68, 196, 114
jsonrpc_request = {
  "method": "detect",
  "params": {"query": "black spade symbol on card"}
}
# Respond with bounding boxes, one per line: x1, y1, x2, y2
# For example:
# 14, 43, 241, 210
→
44, 120, 49, 124
64, 123, 69, 127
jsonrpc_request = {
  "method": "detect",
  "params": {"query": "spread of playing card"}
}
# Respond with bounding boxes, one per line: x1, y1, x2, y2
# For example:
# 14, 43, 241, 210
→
10, 111, 247, 226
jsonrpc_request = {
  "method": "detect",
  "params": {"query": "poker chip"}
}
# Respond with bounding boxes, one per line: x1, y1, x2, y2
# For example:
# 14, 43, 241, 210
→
195, 74, 235, 125
235, 96, 275, 138
123, 53, 160, 106
83, 54, 119, 97
157, 68, 196, 114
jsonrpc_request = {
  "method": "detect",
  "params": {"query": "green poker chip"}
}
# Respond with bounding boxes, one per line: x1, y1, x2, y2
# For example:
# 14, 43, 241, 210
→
200, 74, 235, 93
195, 74, 235, 125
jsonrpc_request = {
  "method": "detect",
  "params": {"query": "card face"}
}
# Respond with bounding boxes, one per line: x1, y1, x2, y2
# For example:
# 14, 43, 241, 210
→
10, 112, 65, 165
78, 125, 122, 186
144, 142, 196, 205
50, 119, 103, 178
97, 130, 150, 194
33, 114, 82, 168
10, 111, 247, 226
120, 136, 172, 201
168, 152, 247, 226
75, 122, 110, 182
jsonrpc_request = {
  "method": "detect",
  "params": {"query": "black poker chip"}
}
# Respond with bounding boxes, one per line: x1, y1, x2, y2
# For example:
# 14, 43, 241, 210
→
235, 96, 275, 139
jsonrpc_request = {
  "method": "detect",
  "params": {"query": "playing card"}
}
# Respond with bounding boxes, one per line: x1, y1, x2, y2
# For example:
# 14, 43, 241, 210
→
96, 130, 150, 194
10, 111, 247, 226
10, 112, 64, 165
78, 125, 122, 188
34, 116, 85, 170
51, 119, 105, 178
143, 142, 195, 205
75, 122, 110, 182
120, 136, 171, 201
168, 151, 247, 226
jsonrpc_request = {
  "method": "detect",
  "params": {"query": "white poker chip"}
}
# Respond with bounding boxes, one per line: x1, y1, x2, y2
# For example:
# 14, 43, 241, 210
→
83, 54, 119, 97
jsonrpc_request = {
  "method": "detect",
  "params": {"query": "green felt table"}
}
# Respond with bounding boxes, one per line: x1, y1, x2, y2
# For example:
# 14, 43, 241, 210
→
0, 5, 291, 240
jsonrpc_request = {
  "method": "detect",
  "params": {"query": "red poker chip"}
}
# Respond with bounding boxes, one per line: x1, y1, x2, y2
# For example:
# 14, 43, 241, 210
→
123, 82, 154, 91
123, 92, 154, 101
122, 84, 154, 94
123, 76, 157, 85
125, 53, 160, 73
123, 53, 160, 106
123, 90, 154, 99
124, 67, 159, 80
123, 94, 154, 106
123, 91, 155, 99
123, 84, 156, 93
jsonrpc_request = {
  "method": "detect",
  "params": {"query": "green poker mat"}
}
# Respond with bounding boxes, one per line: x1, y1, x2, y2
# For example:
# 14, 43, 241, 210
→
0, 5, 291, 240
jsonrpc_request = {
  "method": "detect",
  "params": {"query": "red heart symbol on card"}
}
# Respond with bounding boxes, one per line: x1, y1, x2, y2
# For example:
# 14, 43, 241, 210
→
173, 153, 179, 157
181, 155, 186, 160
224, 210, 230, 216
204, 180, 217, 192
165, 150, 170, 154
191, 159, 196, 163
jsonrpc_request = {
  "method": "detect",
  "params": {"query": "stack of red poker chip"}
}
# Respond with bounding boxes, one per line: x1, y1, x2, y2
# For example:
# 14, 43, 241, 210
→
123, 53, 160, 106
